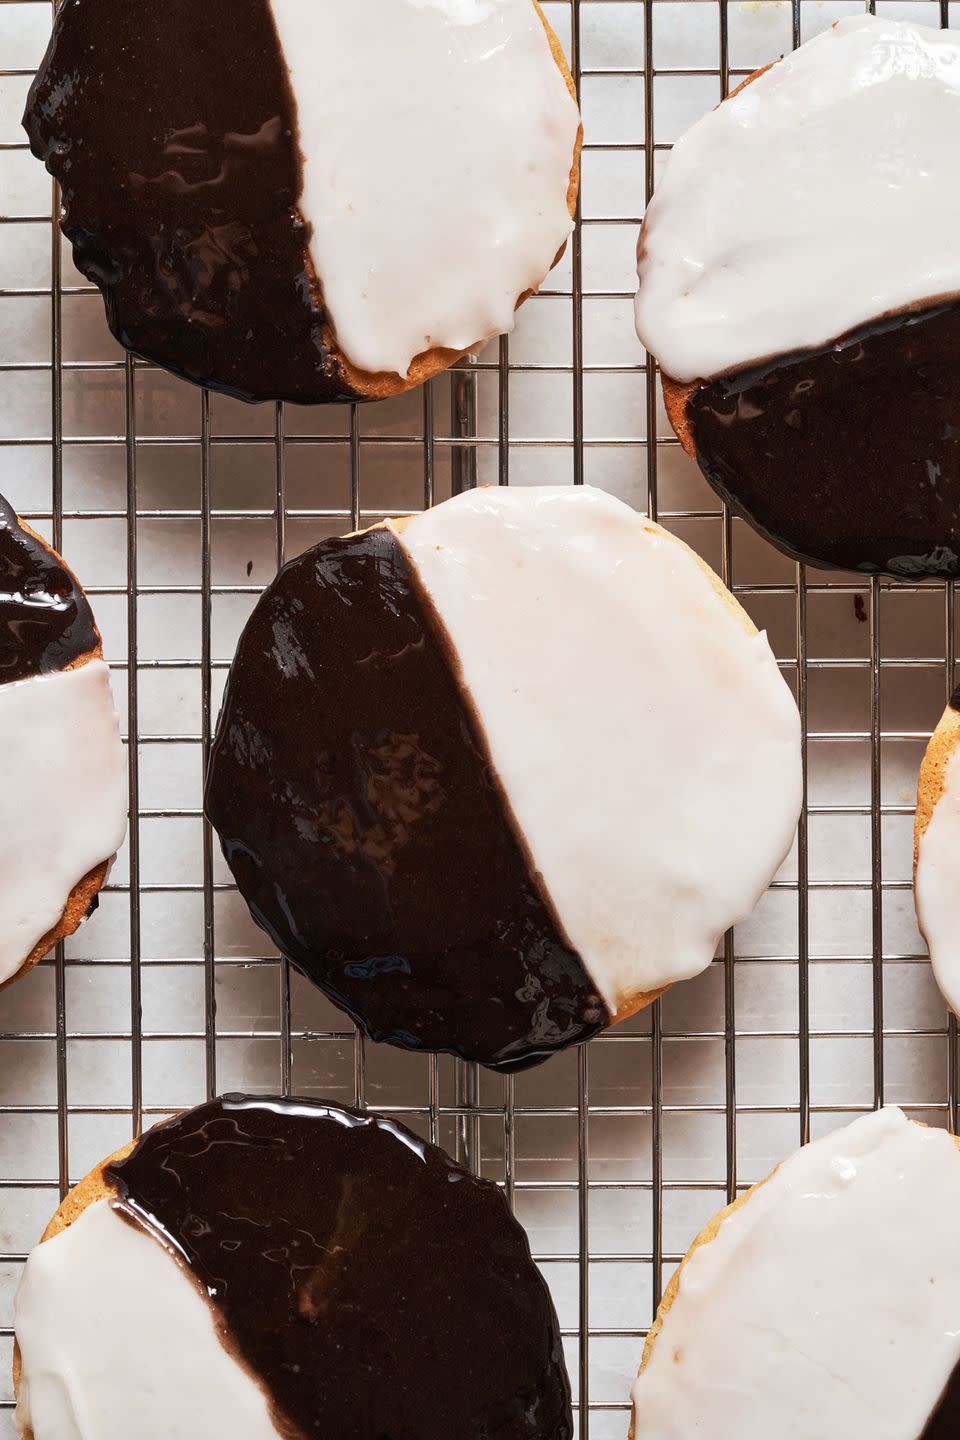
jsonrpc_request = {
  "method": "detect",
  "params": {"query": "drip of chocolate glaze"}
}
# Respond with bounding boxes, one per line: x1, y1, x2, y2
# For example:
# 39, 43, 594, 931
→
686, 300, 960, 578
23, 0, 359, 405
204, 525, 605, 1071
0, 493, 97, 682
107, 1095, 573, 1440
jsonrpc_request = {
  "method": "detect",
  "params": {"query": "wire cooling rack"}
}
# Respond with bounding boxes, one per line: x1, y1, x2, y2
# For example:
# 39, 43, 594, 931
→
1, 0, 959, 1434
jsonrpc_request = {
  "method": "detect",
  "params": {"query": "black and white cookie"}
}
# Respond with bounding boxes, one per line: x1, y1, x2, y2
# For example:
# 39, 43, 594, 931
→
635, 15, 960, 578
15, 1095, 572, 1440
205, 486, 802, 1070
23, 0, 580, 405
632, 1107, 960, 1439
0, 495, 126, 991
914, 691, 960, 1020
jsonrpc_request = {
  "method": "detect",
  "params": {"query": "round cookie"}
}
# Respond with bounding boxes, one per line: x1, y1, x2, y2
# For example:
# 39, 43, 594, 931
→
914, 692, 960, 1017
631, 1108, 960, 1439
14, 1094, 572, 1440
635, 15, 960, 578
0, 495, 127, 992
205, 485, 802, 1071
23, 0, 581, 406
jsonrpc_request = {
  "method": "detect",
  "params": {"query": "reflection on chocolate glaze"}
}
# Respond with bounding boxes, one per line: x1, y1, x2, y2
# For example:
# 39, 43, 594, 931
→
108, 1095, 573, 1440
23, 0, 359, 404
204, 526, 604, 1070
0, 494, 97, 683
687, 301, 960, 578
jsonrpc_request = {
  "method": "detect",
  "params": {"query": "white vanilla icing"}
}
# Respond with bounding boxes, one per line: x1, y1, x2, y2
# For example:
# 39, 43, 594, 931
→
0, 660, 127, 984
916, 739, 960, 1018
396, 487, 802, 1013
632, 1108, 960, 1439
268, 0, 579, 378
634, 14, 960, 383
15, 1198, 280, 1440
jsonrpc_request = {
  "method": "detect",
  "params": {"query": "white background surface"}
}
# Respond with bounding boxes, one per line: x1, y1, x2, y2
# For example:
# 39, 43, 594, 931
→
1, 2, 958, 1436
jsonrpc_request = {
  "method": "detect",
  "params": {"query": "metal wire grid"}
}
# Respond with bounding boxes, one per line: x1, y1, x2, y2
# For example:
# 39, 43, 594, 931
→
1, 0, 959, 1434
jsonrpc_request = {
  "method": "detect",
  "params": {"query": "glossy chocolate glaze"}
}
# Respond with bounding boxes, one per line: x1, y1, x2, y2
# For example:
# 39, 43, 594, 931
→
0, 494, 97, 683
23, 0, 361, 405
924, 1363, 960, 1439
107, 1095, 573, 1440
204, 525, 604, 1071
686, 301, 960, 578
